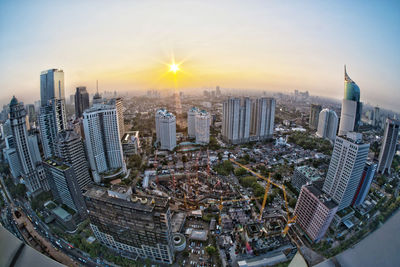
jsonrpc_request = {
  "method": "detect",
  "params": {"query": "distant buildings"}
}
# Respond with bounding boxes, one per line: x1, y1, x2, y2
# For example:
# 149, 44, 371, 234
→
155, 109, 176, 151
352, 162, 377, 207
309, 104, 322, 130
338, 66, 363, 136
294, 183, 338, 242
372, 107, 380, 127
84, 185, 174, 264
74, 86, 89, 118
291, 165, 321, 191
187, 107, 211, 144
377, 118, 400, 174
83, 104, 126, 183
323, 132, 369, 211
222, 97, 275, 144
317, 109, 338, 141
40, 69, 65, 106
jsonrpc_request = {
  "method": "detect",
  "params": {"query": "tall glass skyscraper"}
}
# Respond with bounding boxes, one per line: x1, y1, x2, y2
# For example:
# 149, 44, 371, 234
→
338, 66, 363, 136
40, 69, 65, 106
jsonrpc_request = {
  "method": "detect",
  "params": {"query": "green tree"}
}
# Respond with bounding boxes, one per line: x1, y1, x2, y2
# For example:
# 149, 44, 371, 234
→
205, 245, 216, 255
234, 167, 248, 177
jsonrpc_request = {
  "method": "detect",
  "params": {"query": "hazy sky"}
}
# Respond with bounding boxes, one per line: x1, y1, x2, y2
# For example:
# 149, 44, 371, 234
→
0, 0, 399, 111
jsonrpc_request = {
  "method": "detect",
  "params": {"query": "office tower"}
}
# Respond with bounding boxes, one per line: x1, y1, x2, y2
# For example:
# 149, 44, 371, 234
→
57, 130, 92, 191
317, 109, 339, 141
338, 66, 363, 136
195, 110, 211, 144
373, 107, 380, 127
84, 185, 174, 264
26, 104, 36, 124
83, 104, 126, 183
27, 133, 42, 165
222, 97, 251, 144
309, 104, 322, 130
155, 109, 176, 151
40, 69, 65, 106
93, 91, 103, 105
250, 97, 275, 140
9, 97, 44, 195
39, 99, 67, 159
74, 87, 89, 118
377, 118, 400, 174
352, 162, 377, 207
294, 183, 338, 242
108, 98, 125, 139
216, 86, 221, 96
187, 107, 200, 138
3, 148, 22, 181
323, 132, 370, 211
44, 159, 87, 218
291, 166, 321, 191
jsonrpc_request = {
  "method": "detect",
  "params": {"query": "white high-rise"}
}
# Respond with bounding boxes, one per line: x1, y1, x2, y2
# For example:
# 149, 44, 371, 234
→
83, 104, 126, 183
317, 109, 338, 141
155, 109, 176, 151
323, 132, 370, 211
250, 97, 275, 140
377, 118, 400, 174
222, 97, 251, 144
187, 107, 200, 138
195, 110, 211, 144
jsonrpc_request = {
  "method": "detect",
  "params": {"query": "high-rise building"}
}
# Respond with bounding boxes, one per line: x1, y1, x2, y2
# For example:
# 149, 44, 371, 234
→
39, 99, 67, 159
309, 104, 322, 130
74, 87, 89, 118
9, 97, 46, 195
93, 91, 103, 105
44, 159, 87, 218
222, 97, 251, 144
294, 182, 338, 242
187, 107, 200, 138
195, 110, 211, 144
40, 69, 65, 106
250, 97, 275, 140
338, 66, 363, 136
317, 109, 339, 141
27, 133, 42, 165
108, 98, 125, 139
155, 109, 176, 151
377, 118, 400, 174
216, 86, 221, 96
26, 104, 36, 124
57, 130, 92, 191
83, 104, 126, 183
352, 162, 377, 207
291, 165, 321, 191
373, 107, 380, 127
84, 185, 174, 264
323, 132, 370, 211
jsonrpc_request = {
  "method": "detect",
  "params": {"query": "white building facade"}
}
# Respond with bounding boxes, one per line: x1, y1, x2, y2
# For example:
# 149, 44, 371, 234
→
317, 109, 338, 141
155, 109, 176, 151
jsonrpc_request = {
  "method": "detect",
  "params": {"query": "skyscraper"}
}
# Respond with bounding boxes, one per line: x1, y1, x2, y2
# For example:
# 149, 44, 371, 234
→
155, 109, 177, 151
309, 104, 322, 130
84, 185, 174, 264
377, 118, 400, 174
338, 66, 363, 136
108, 98, 125, 139
9, 97, 45, 195
40, 69, 65, 106
83, 104, 126, 183
317, 109, 339, 141
373, 107, 380, 127
352, 162, 377, 207
57, 130, 92, 191
39, 99, 67, 159
323, 132, 370, 211
74, 87, 89, 118
195, 110, 211, 144
294, 182, 338, 242
187, 107, 200, 138
250, 97, 275, 140
44, 158, 87, 218
222, 97, 251, 144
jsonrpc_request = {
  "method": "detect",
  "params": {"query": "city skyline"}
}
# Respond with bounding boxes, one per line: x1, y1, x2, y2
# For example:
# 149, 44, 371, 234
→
1, 1, 400, 112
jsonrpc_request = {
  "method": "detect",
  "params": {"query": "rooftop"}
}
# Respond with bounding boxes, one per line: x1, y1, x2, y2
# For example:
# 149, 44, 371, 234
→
51, 206, 72, 221
305, 184, 337, 210
296, 165, 321, 180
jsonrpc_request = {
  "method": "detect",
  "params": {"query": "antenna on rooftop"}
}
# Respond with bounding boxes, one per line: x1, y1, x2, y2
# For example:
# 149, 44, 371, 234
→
96, 80, 99, 93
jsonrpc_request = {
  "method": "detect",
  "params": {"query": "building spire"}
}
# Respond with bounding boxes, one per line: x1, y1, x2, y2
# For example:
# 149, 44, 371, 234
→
344, 64, 352, 82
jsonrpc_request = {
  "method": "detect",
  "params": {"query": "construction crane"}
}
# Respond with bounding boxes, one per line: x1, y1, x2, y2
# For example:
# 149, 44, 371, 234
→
229, 158, 297, 235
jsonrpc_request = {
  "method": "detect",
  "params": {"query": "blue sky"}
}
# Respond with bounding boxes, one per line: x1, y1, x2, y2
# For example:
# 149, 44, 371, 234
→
0, 0, 399, 111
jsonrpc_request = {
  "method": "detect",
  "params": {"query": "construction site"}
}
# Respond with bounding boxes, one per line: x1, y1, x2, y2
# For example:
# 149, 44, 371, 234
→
141, 150, 301, 266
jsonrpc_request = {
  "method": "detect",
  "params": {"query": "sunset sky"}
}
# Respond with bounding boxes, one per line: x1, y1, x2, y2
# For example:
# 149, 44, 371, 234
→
0, 0, 399, 111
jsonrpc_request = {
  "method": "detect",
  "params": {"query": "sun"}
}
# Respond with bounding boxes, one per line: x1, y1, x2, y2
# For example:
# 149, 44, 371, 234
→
169, 63, 180, 73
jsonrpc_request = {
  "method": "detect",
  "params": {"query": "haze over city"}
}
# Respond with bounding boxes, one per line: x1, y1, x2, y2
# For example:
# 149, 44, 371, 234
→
0, 0, 399, 111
